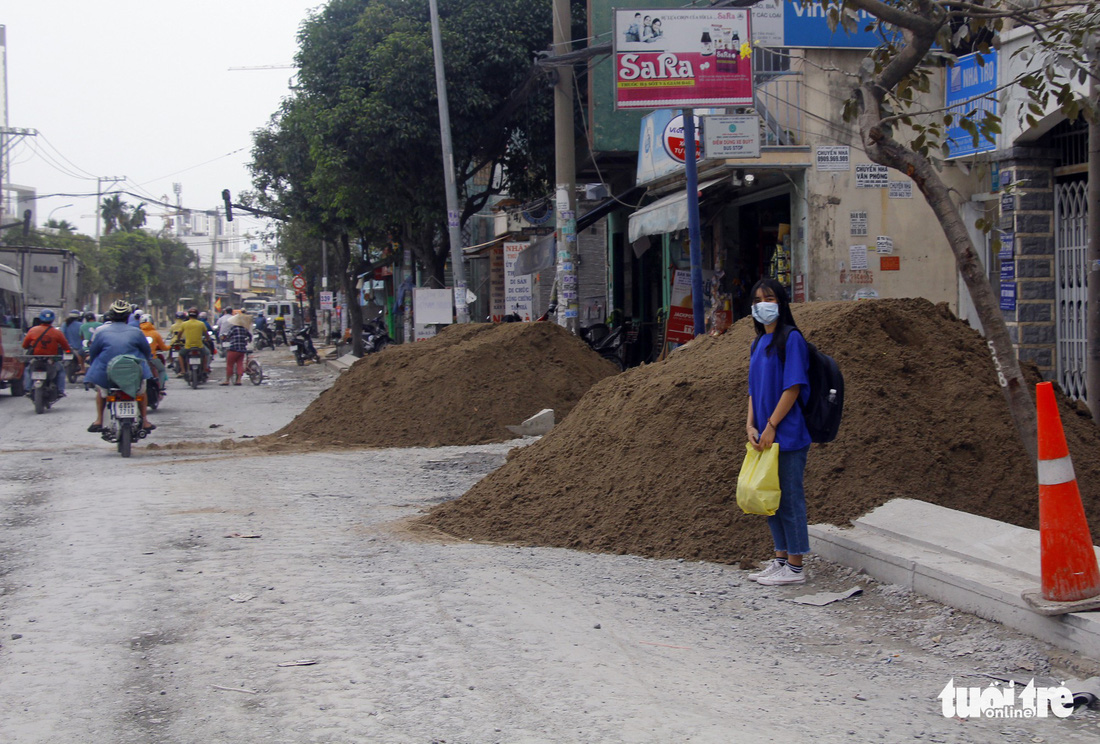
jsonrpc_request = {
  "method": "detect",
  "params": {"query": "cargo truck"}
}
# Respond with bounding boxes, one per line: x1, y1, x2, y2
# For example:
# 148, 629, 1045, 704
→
0, 262, 26, 395
0, 246, 82, 327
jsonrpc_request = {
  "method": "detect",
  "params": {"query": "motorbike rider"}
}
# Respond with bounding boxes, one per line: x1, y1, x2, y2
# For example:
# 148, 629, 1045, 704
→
179, 307, 213, 375
85, 300, 155, 433
128, 305, 144, 329
139, 313, 171, 390
216, 307, 235, 339
253, 312, 273, 346
20, 309, 72, 397
62, 310, 84, 357
198, 311, 214, 334
79, 312, 102, 347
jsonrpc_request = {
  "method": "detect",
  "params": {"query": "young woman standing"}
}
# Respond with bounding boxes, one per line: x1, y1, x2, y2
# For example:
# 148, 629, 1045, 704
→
744, 278, 812, 586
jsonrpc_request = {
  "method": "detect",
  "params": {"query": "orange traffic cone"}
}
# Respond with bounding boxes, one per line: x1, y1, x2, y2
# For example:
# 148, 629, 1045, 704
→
1035, 381, 1100, 602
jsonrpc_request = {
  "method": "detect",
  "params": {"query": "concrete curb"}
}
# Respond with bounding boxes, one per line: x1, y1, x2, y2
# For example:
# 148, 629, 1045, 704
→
809, 499, 1100, 662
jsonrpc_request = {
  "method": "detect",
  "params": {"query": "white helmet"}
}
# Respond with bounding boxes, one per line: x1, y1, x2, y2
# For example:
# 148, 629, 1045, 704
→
140, 313, 153, 324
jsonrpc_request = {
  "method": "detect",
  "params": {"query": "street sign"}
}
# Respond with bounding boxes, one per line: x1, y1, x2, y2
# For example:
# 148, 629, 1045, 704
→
292, 275, 306, 291
320, 291, 334, 310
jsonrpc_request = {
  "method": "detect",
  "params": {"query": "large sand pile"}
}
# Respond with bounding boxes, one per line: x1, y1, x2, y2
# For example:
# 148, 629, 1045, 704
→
421, 299, 1100, 566
261, 322, 618, 449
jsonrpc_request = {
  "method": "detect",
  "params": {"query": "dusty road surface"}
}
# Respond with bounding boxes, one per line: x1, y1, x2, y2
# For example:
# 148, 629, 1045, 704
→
1, 347, 1098, 743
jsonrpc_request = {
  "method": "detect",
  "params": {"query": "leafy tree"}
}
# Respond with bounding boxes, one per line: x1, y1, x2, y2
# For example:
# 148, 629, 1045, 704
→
100, 232, 163, 300
249, 0, 556, 352
811, 0, 1099, 461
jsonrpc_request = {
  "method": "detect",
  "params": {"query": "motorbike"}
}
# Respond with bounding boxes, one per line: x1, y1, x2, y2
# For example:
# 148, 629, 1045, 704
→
169, 342, 183, 377
253, 325, 276, 350
145, 337, 166, 410
25, 354, 63, 414
181, 347, 209, 389
362, 312, 394, 354
102, 387, 149, 458
579, 321, 631, 372
290, 325, 320, 366
64, 349, 83, 384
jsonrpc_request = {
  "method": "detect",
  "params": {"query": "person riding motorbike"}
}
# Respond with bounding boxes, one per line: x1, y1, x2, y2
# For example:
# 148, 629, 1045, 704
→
198, 311, 214, 334
85, 300, 155, 433
79, 312, 102, 348
139, 313, 171, 390
21, 309, 72, 397
167, 311, 188, 374
128, 305, 143, 329
62, 310, 84, 357
253, 312, 274, 347
179, 307, 213, 375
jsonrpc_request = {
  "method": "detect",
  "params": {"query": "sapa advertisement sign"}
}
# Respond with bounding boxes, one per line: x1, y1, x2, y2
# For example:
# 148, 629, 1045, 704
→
614, 8, 752, 110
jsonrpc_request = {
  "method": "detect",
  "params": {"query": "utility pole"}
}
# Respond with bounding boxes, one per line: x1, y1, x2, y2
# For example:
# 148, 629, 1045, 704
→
0, 127, 37, 220
552, 0, 578, 332
1087, 53, 1099, 421
210, 211, 219, 317
95, 176, 125, 240
683, 110, 705, 337
427, 0, 469, 323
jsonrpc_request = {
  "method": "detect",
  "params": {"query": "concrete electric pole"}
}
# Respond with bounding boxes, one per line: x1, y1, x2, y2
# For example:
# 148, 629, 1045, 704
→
428, 0, 470, 323
552, 0, 578, 332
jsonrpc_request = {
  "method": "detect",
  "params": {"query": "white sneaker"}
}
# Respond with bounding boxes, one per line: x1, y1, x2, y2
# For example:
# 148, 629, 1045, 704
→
756, 564, 806, 586
748, 560, 786, 582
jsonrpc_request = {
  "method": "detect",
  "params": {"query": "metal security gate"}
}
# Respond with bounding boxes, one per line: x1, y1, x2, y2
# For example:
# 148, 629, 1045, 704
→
1055, 179, 1088, 402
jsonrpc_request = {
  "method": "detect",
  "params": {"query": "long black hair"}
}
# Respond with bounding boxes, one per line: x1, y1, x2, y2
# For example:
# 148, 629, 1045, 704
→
750, 277, 800, 359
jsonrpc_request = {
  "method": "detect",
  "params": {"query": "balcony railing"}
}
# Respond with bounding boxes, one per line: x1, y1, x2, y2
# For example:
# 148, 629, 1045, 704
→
752, 48, 803, 147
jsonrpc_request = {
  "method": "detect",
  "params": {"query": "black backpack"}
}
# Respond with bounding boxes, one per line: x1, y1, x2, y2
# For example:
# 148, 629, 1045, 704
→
753, 327, 844, 444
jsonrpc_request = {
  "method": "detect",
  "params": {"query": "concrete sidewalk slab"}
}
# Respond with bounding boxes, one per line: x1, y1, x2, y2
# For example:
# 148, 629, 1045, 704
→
810, 498, 1100, 662
324, 353, 359, 374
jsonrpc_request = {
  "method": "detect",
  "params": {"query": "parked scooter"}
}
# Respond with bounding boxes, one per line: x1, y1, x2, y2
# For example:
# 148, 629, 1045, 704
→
579, 321, 629, 371
362, 312, 394, 354
101, 386, 149, 457
25, 354, 64, 414
290, 325, 320, 366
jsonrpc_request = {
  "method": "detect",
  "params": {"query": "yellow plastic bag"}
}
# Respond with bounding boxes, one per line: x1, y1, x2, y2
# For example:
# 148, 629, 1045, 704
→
736, 442, 781, 516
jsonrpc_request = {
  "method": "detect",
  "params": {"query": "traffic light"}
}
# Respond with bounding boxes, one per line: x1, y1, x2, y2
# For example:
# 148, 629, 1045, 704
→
22, 210, 32, 236
222, 189, 234, 222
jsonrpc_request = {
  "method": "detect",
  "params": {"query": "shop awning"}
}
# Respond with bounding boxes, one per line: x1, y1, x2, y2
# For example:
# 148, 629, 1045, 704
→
627, 179, 723, 244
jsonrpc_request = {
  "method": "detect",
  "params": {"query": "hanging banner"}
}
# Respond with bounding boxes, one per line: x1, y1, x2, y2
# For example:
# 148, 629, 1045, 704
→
614, 8, 753, 110
503, 242, 534, 321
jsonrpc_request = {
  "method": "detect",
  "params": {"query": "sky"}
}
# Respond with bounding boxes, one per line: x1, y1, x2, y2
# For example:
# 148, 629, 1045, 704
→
3, 1, 323, 239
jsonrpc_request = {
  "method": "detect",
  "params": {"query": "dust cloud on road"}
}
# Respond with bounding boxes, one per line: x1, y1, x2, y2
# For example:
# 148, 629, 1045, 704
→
1, 348, 1097, 743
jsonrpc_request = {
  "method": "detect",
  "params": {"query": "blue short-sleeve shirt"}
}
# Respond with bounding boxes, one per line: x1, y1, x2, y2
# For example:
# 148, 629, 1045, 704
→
748, 329, 812, 451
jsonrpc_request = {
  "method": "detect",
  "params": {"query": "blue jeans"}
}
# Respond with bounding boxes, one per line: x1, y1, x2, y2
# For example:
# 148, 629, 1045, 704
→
767, 445, 810, 555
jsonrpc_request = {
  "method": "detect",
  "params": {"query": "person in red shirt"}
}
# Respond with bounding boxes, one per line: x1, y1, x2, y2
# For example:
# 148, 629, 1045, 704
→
21, 309, 72, 396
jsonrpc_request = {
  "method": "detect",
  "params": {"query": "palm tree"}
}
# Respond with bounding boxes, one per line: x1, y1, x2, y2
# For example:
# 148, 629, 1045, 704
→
100, 195, 126, 235
45, 219, 77, 235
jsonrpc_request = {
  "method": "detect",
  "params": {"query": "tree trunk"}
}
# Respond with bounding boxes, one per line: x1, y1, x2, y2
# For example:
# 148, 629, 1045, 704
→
860, 104, 1038, 464
341, 233, 365, 357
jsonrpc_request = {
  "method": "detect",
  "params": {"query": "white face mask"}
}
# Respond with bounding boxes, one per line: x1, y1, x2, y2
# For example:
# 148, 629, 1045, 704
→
752, 301, 780, 325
